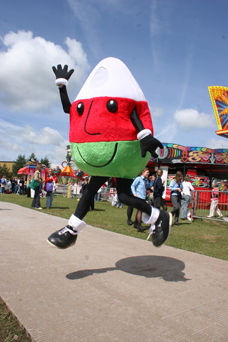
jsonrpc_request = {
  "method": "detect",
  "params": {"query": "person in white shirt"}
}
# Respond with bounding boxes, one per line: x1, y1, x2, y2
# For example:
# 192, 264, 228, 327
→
180, 175, 194, 221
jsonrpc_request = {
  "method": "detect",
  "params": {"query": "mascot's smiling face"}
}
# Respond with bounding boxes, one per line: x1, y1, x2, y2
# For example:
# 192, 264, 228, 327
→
69, 57, 153, 179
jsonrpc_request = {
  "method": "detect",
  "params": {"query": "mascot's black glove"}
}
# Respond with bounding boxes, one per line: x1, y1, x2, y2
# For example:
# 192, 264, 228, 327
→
137, 129, 163, 158
52, 64, 74, 87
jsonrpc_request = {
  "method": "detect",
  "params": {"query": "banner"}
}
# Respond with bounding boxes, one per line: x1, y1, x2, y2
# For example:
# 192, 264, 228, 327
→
152, 144, 228, 165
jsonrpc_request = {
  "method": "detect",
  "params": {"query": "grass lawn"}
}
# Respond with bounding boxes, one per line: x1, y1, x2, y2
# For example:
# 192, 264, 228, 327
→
1, 193, 228, 261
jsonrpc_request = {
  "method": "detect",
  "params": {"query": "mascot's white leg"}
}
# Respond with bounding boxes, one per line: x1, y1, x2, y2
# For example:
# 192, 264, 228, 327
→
47, 214, 86, 249
142, 207, 160, 239
68, 214, 86, 233
142, 207, 172, 247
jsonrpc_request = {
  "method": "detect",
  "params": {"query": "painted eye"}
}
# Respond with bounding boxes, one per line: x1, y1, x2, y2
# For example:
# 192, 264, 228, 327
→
77, 102, 84, 116
106, 99, 118, 113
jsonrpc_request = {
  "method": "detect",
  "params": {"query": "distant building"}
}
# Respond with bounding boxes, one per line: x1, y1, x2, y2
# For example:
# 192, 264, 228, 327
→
0, 161, 14, 172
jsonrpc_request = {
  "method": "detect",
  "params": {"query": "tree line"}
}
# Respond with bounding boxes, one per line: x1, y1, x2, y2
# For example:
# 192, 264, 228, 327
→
0, 153, 51, 179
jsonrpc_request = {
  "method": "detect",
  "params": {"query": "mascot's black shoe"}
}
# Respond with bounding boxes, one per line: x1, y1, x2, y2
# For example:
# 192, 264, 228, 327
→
151, 211, 172, 247
48, 225, 78, 249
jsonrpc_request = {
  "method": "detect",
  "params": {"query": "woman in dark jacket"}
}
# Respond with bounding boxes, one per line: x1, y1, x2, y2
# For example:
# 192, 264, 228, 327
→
153, 169, 167, 211
168, 171, 183, 226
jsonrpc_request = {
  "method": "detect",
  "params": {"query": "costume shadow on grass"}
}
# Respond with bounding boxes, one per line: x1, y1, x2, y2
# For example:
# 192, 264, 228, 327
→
66, 255, 189, 282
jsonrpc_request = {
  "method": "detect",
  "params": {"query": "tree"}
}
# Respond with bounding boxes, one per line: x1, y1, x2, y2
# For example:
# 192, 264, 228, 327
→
12, 154, 27, 176
0, 164, 12, 179
40, 156, 51, 168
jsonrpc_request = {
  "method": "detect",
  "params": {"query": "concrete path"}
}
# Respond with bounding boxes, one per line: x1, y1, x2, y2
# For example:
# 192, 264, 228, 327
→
1, 201, 228, 342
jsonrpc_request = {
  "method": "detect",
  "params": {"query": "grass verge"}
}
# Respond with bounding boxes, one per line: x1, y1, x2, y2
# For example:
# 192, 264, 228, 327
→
0, 298, 32, 342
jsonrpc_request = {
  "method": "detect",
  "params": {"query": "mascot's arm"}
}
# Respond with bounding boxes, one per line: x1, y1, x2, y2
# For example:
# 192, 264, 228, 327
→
52, 64, 74, 114
130, 106, 163, 158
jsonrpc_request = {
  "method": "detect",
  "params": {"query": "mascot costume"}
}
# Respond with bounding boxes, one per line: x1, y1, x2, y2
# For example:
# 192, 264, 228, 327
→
48, 57, 172, 249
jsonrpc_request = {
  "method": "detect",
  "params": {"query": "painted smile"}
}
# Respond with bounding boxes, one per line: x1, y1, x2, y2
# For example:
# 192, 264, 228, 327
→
76, 143, 118, 167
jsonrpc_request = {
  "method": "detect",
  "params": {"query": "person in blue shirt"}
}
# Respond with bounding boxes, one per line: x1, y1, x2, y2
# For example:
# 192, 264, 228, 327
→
168, 171, 183, 225
131, 167, 149, 231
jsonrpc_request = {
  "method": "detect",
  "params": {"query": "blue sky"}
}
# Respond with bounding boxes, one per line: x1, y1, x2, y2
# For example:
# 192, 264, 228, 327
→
1, 0, 228, 168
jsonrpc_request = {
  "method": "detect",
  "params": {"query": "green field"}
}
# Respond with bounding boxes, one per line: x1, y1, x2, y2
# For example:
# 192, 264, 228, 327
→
1, 193, 228, 261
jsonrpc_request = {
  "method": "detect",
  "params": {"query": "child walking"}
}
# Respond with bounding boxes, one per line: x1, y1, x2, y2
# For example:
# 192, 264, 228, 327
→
207, 181, 223, 218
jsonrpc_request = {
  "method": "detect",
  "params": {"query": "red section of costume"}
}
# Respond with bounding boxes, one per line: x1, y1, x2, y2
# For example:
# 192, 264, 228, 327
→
69, 97, 153, 143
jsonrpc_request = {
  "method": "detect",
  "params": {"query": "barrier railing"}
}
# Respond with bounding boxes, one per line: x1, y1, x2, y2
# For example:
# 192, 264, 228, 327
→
191, 190, 228, 222
54, 184, 116, 202
100, 187, 116, 202
55, 184, 70, 197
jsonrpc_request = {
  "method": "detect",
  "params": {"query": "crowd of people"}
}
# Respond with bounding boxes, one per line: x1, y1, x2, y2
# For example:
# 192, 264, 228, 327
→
1, 167, 223, 224
0, 175, 26, 195
126, 169, 196, 231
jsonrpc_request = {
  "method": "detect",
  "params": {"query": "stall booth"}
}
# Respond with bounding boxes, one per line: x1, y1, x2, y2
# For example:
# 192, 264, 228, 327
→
147, 143, 228, 206
17, 163, 47, 186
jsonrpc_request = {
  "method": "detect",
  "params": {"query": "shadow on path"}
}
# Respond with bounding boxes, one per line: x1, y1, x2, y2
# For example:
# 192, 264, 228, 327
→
66, 255, 189, 282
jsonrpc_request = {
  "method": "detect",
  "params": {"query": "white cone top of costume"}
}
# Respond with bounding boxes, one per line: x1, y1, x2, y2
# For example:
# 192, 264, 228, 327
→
75, 57, 146, 102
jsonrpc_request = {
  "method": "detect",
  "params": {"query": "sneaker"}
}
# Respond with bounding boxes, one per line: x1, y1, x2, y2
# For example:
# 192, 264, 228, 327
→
187, 212, 192, 222
207, 215, 213, 218
37, 207, 43, 210
47, 225, 78, 249
219, 215, 223, 219
151, 211, 172, 247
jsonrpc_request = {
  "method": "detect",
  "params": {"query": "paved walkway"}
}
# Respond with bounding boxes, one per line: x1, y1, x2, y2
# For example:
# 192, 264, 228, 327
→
1, 201, 228, 342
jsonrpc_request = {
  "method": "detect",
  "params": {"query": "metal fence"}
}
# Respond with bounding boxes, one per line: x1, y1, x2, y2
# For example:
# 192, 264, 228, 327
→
191, 190, 228, 222
54, 184, 116, 202
100, 187, 116, 202
55, 184, 71, 197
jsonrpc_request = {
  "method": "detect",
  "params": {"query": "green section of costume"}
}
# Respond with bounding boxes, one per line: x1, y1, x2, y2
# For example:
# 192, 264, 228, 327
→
70, 140, 150, 179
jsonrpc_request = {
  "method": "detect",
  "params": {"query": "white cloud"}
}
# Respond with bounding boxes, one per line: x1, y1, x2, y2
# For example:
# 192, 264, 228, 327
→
206, 138, 228, 150
22, 125, 65, 146
0, 30, 90, 112
174, 108, 216, 131
0, 136, 25, 152
149, 106, 164, 117
0, 118, 69, 165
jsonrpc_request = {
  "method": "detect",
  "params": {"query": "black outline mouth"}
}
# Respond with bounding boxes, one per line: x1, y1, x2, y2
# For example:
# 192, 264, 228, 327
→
76, 143, 118, 167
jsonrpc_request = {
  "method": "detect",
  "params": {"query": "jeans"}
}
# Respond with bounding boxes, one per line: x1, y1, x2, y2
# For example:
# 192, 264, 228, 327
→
94, 192, 101, 201
18, 187, 24, 195
116, 199, 123, 208
0, 186, 5, 194
46, 192, 54, 208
